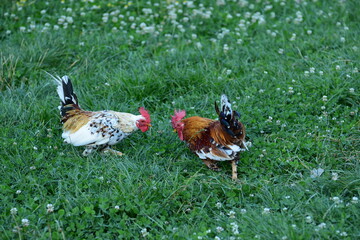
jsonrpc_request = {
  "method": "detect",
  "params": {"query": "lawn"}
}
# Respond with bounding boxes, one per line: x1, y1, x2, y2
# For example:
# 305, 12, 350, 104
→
0, 0, 359, 239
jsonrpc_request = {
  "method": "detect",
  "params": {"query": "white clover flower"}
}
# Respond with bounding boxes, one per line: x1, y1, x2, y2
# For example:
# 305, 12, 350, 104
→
322, 96, 328, 102
340, 37, 345, 43
331, 196, 342, 204
66, 16, 73, 24
310, 168, 324, 178
10, 208, 18, 215
319, 71, 324, 76
226, 69, 232, 75
102, 16, 108, 23
47, 204, 54, 213
19, 26, 26, 32
226, 14, 233, 19
223, 44, 230, 53
216, 226, 224, 232
216, 0, 226, 6
142, 8, 152, 15
305, 215, 312, 223
339, 232, 348, 236
215, 236, 221, 240
309, 67, 315, 73
336, 65, 341, 70
195, 42, 202, 49
307, 30, 312, 35
240, 208, 247, 214
215, 202, 222, 209
22, 219, 30, 227
288, 87, 294, 94
331, 172, 339, 181
230, 222, 239, 234
351, 197, 359, 204
40, 9, 46, 15
316, 222, 326, 230
290, 33, 296, 41
262, 208, 270, 214
16, 190, 22, 194
278, 48, 284, 54
228, 210, 236, 218
141, 228, 149, 237
259, 89, 264, 93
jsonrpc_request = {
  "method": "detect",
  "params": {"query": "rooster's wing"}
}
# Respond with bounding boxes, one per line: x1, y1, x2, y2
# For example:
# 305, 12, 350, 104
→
62, 111, 129, 146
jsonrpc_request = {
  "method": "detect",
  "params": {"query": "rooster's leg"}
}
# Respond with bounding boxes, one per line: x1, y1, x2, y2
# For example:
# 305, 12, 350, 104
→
102, 146, 124, 156
83, 145, 97, 156
202, 159, 221, 171
230, 160, 238, 180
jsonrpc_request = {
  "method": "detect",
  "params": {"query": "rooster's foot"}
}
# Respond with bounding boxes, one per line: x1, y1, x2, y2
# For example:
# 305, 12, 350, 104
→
202, 159, 221, 171
231, 160, 238, 180
83, 146, 97, 156
102, 147, 124, 156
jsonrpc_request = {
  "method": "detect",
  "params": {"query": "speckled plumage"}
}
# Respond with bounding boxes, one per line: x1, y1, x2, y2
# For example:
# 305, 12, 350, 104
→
52, 75, 151, 156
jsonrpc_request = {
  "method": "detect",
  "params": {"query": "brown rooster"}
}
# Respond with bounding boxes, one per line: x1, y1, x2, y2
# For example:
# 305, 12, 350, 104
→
52, 75, 151, 156
171, 94, 250, 180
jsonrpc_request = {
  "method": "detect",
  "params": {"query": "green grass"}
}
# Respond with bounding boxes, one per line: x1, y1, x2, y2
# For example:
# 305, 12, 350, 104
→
0, 0, 359, 239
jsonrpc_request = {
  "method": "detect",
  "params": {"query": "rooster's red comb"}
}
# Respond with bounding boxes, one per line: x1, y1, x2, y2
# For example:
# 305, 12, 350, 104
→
171, 110, 186, 127
139, 107, 151, 123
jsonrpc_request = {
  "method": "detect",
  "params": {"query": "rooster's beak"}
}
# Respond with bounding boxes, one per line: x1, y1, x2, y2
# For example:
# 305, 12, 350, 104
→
173, 129, 177, 133
147, 124, 152, 127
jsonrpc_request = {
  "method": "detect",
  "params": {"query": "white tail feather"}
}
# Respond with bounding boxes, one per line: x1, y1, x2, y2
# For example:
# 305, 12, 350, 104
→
47, 72, 75, 105
221, 94, 232, 116
47, 72, 66, 103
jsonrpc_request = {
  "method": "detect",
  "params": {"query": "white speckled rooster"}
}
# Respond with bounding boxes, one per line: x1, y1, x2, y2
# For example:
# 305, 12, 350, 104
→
52, 75, 151, 156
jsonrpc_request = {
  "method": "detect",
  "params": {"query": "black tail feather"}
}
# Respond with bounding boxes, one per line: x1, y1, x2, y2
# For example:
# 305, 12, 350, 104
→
216, 94, 243, 138
60, 76, 78, 106
51, 74, 81, 118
